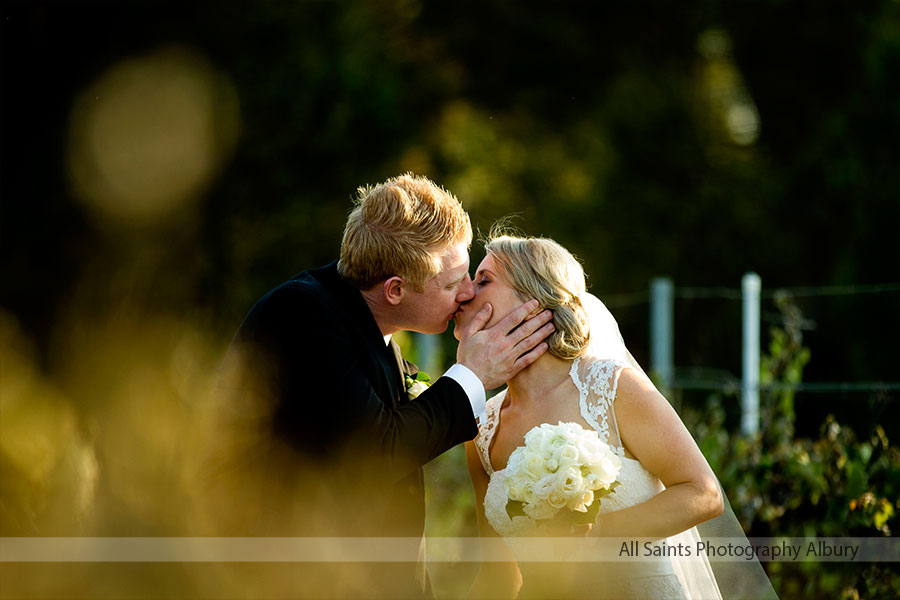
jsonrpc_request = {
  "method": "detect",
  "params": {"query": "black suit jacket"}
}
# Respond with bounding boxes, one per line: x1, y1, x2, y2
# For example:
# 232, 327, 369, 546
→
213, 262, 478, 597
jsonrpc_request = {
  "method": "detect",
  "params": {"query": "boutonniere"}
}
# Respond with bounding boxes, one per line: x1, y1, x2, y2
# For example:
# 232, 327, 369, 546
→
405, 371, 431, 400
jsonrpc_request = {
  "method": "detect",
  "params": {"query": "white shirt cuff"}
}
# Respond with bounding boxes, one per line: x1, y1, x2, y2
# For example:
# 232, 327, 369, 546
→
444, 363, 486, 424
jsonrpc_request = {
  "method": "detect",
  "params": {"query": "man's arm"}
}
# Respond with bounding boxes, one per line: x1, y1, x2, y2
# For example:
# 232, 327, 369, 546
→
220, 283, 478, 483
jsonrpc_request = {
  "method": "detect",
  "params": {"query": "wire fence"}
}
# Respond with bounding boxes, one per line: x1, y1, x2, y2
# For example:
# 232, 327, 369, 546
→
600, 280, 900, 402
602, 281, 900, 308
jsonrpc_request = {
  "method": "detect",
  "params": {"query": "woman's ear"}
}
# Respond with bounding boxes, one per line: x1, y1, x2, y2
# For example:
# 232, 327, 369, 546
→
383, 276, 405, 306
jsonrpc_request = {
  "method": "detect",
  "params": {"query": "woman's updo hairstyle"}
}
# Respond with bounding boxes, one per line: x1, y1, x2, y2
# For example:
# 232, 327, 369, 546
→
485, 231, 591, 360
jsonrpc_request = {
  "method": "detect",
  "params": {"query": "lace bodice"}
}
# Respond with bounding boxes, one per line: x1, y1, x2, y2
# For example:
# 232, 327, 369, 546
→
474, 356, 630, 478
475, 357, 666, 537
474, 356, 686, 598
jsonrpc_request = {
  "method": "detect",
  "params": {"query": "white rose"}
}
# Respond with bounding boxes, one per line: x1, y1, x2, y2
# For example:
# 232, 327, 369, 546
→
507, 447, 526, 473
524, 426, 547, 449
542, 472, 567, 501
523, 501, 557, 521
555, 443, 580, 467
520, 480, 536, 504
592, 452, 621, 486
609, 451, 622, 470
505, 471, 534, 502
523, 452, 549, 479
576, 434, 604, 458
534, 473, 557, 500
569, 422, 585, 433
587, 467, 615, 488
507, 483, 523, 502
558, 466, 584, 496
583, 473, 605, 491
547, 431, 569, 453
406, 380, 429, 399
568, 489, 595, 513
547, 492, 568, 509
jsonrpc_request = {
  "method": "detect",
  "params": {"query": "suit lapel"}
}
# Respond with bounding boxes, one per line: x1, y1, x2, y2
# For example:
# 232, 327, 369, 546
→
309, 262, 406, 407
377, 336, 405, 406
388, 338, 412, 402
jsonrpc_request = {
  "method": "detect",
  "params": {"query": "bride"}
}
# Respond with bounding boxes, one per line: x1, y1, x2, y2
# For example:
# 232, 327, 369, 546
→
454, 232, 775, 599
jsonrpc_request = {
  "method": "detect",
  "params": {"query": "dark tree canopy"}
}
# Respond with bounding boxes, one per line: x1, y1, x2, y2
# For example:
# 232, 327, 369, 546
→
1, 0, 898, 434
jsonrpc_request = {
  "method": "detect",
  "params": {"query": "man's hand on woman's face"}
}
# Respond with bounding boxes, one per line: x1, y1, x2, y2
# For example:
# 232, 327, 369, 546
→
457, 299, 555, 390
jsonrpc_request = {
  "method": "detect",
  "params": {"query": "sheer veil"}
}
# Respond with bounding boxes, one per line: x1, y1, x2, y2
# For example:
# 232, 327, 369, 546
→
579, 292, 778, 600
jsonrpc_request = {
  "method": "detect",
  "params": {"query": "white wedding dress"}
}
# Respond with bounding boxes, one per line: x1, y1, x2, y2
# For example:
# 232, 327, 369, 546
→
474, 355, 721, 599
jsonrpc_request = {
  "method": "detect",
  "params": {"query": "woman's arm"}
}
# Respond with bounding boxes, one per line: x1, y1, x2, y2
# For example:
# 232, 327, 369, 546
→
593, 368, 724, 538
464, 440, 522, 599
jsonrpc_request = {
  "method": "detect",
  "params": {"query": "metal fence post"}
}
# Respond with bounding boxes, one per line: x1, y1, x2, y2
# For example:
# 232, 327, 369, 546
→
413, 332, 440, 379
741, 272, 761, 436
650, 277, 674, 397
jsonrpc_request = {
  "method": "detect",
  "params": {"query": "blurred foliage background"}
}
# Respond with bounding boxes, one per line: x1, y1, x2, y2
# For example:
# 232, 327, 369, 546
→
1, 0, 898, 598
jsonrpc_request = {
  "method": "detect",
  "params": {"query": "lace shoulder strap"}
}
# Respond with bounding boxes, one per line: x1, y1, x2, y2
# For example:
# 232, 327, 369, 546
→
569, 356, 629, 452
474, 390, 506, 476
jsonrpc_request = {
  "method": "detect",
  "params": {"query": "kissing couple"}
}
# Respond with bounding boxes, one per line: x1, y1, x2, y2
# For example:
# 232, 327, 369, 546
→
214, 174, 776, 599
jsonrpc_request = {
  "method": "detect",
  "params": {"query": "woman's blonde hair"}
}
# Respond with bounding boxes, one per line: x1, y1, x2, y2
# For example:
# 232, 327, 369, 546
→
485, 231, 590, 360
338, 173, 472, 291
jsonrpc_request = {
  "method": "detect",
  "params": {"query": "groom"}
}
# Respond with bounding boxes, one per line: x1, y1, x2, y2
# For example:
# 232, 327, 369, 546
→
214, 174, 553, 598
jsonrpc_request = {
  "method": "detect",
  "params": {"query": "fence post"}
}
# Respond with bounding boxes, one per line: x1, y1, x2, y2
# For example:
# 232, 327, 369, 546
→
650, 277, 674, 397
413, 332, 440, 379
741, 272, 761, 436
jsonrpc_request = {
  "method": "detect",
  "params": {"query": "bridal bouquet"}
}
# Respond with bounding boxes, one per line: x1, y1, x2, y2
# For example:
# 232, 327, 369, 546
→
505, 422, 621, 526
